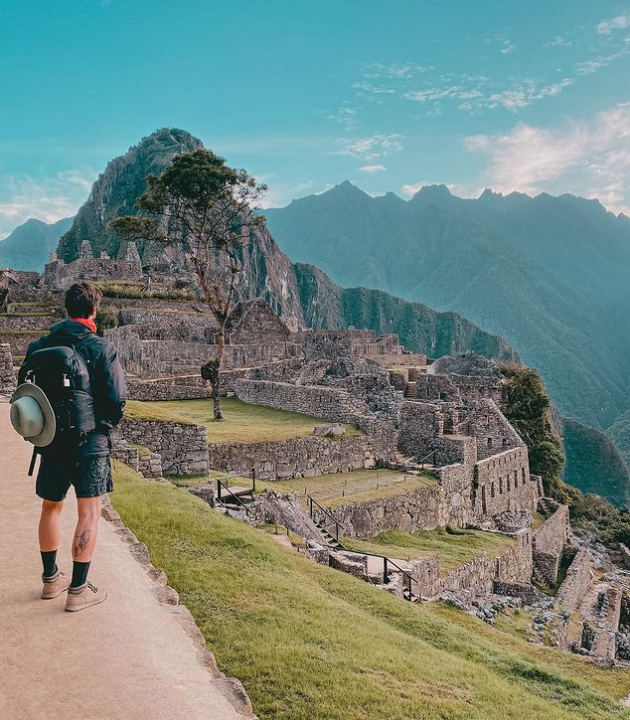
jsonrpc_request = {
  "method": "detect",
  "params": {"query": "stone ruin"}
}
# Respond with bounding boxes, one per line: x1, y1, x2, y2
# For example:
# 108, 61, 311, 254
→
41, 240, 143, 291
4, 257, 630, 665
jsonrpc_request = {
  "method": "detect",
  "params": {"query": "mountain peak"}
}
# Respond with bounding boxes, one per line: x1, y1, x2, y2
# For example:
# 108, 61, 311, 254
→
412, 184, 453, 201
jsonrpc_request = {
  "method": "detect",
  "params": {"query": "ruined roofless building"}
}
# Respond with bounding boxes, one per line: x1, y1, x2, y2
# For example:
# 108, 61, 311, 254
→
41, 240, 143, 291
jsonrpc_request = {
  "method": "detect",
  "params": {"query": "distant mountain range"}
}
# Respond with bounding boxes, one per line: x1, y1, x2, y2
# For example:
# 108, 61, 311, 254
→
0, 216, 73, 271
264, 182, 630, 434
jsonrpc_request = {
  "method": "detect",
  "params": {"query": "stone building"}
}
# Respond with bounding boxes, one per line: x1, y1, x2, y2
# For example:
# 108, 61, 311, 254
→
41, 240, 143, 291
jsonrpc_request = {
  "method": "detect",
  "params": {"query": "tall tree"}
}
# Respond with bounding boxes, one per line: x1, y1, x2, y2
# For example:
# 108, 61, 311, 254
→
110, 149, 267, 419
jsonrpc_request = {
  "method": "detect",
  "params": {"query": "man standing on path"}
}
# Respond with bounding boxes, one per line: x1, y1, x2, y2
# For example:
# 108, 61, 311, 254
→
18, 281, 126, 612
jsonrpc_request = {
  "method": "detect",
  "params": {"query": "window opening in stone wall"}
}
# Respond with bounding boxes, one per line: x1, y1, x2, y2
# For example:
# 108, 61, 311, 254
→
487, 437, 492, 449
499, 477, 503, 494
491, 482, 495, 498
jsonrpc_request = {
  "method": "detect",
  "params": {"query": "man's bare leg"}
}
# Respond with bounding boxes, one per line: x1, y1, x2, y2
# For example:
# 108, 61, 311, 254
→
65, 496, 107, 611
39, 499, 63, 553
72, 496, 103, 565
39, 499, 70, 598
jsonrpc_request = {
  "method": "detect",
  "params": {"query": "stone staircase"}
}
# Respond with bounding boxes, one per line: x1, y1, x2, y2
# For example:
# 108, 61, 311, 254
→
312, 518, 345, 550
404, 381, 416, 398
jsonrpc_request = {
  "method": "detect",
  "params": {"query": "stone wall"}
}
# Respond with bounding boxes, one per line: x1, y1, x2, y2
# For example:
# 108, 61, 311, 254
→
209, 434, 380, 480
320, 482, 445, 539
234, 378, 370, 424
0, 330, 43, 356
410, 529, 532, 599
127, 378, 213, 401
0, 343, 16, 393
115, 419, 209, 476
414, 375, 460, 401
111, 436, 163, 478
555, 546, 592, 611
460, 399, 524, 461
472, 447, 538, 520
226, 298, 295, 344
532, 505, 569, 586
10, 271, 45, 302
449, 375, 505, 403
106, 326, 301, 376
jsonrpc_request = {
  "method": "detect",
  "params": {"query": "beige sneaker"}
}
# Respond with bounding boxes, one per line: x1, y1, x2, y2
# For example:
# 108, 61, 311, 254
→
65, 581, 107, 612
41, 570, 70, 600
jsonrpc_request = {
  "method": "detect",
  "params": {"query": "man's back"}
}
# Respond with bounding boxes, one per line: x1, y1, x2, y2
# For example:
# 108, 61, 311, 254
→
20, 319, 126, 457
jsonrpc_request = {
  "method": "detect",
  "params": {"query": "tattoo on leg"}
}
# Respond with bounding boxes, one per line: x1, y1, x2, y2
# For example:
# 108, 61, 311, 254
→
73, 529, 91, 557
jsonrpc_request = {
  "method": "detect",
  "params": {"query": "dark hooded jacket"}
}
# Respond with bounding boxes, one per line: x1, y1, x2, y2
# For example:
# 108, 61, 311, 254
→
18, 319, 127, 457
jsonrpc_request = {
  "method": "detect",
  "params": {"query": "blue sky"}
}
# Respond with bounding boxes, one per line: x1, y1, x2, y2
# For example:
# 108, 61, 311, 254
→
1, 1, 630, 238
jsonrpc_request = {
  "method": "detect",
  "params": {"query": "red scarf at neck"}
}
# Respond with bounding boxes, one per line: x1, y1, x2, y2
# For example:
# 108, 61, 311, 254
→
72, 317, 97, 334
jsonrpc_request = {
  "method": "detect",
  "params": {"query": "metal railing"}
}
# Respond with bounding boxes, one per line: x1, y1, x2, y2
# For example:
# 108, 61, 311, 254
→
307, 495, 346, 543
306, 494, 418, 601
216, 467, 256, 506
352, 549, 417, 599
417, 449, 438, 469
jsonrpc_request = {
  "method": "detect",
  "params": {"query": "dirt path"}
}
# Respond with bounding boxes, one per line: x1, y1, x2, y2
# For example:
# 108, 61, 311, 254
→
0, 398, 251, 720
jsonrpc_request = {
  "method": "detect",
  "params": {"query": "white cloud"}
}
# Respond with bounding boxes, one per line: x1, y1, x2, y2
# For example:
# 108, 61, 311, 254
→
352, 80, 395, 95
0, 168, 96, 237
364, 62, 427, 80
328, 105, 359, 131
548, 34, 573, 48
406, 76, 574, 113
359, 164, 387, 174
258, 179, 317, 209
464, 103, 630, 215
500, 40, 516, 55
596, 14, 629, 35
334, 134, 403, 160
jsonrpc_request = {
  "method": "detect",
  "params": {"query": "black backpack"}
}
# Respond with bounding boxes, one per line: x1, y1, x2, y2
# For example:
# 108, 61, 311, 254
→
20, 335, 97, 451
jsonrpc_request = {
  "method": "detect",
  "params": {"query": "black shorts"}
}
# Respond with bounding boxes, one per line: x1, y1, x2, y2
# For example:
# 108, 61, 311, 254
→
36, 454, 113, 502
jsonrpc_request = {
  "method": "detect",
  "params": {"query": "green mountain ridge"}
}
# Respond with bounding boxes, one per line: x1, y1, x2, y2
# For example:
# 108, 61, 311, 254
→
264, 183, 630, 431
0, 216, 73, 271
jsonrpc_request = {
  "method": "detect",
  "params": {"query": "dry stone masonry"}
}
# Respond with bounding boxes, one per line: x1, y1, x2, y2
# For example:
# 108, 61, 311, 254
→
0, 343, 16, 393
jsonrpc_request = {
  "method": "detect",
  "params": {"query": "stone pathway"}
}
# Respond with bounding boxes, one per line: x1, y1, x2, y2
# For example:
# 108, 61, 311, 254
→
0, 398, 252, 720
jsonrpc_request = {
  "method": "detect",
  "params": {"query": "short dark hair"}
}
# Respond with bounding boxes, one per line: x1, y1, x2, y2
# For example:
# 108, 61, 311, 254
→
65, 281, 103, 318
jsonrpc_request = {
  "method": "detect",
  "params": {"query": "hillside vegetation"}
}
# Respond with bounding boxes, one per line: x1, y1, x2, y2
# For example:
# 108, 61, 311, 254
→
111, 461, 630, 720
265, 183, 630, 431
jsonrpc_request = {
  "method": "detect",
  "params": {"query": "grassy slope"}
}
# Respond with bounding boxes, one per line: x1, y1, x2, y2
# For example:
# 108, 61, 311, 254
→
110, 461, 630, 720
256, 468, 437, 504
344, 527, 516, 571
124, 397, 361, 443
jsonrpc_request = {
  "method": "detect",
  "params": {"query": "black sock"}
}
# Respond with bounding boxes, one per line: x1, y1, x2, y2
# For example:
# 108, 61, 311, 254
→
41, 550, 58, 578
70, 561, 91, 589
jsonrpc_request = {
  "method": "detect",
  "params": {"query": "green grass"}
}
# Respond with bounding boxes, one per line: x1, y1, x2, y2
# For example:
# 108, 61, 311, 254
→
95, 281, 195, 302
344, 527, 517, 572
128, 442, 151, 458
532, 511, 548, 529
256, 468, 437, 504
125, 397, 362, 443
110, 461, 630, 720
